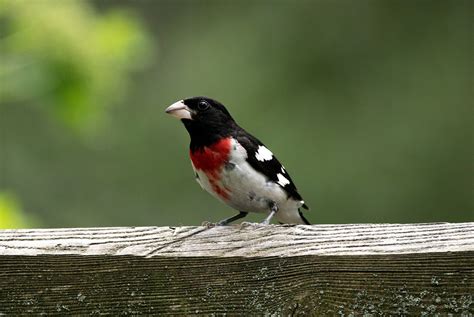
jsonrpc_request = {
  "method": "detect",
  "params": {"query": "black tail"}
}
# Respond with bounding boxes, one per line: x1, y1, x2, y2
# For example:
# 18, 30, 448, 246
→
298, 210, 311, 225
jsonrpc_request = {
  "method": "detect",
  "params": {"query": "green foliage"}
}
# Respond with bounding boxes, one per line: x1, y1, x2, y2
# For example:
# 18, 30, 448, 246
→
0, 0, 153, 134
0, 192, 35, 229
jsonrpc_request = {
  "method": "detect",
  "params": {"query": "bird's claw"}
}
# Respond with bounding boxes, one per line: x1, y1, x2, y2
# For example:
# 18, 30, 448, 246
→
239, 221, 258, 228
201, 221, 216, 228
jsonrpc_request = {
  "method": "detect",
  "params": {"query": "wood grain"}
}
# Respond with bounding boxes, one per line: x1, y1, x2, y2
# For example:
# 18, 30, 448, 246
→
0, 223, 472, 315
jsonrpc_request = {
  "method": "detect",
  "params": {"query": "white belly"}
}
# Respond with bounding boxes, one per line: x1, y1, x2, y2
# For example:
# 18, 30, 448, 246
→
192, 139, 301, 217
194, 161, 286, 213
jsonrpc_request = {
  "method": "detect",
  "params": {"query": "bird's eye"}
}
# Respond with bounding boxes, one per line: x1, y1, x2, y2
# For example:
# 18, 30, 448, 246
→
197, 101, 210, 111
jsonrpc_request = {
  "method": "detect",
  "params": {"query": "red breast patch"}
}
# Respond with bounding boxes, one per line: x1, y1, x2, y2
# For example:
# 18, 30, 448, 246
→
190, 138, 232, 200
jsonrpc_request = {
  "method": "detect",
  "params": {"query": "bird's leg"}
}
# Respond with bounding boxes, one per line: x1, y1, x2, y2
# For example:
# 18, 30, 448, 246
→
261, 202, 278, 225
217, 211, 248, 226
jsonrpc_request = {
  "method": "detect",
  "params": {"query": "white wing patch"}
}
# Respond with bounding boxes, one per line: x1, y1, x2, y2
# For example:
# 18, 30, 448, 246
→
277, 173, 290, 186
255, 145, 273, 162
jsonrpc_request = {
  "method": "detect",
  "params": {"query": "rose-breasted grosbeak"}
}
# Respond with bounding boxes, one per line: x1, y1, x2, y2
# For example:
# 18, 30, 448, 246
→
165, 97, 310, 225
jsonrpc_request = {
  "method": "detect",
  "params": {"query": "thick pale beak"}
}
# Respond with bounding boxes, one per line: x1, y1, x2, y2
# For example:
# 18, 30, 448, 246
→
165, 100, 193, 120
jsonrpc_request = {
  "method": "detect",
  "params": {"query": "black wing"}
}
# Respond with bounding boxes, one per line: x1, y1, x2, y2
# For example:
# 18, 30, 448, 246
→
233, 129, 309, 210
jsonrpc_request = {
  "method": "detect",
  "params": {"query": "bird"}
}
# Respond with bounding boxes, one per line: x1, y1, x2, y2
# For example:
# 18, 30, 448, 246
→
165, 96, 310, 225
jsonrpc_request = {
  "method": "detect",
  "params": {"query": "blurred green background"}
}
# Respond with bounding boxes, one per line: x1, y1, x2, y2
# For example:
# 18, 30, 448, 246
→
0, 0, 472, 228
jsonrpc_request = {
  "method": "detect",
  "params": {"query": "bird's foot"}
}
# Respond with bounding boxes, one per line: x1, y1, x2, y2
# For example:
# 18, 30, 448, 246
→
260, 203, 278, 225
216, 211, 248, 226
201, 221, 217, 228
239, 221, 259, 228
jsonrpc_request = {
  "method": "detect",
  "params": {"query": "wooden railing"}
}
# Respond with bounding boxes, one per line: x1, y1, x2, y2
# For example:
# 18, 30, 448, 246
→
0, 222, 472, 315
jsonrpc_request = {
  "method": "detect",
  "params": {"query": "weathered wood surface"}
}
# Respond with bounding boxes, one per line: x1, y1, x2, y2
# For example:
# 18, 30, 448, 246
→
0, 223, 472, 315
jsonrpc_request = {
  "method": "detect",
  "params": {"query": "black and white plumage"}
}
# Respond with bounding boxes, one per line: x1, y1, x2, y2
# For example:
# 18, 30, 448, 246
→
165, 96, 310, 225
